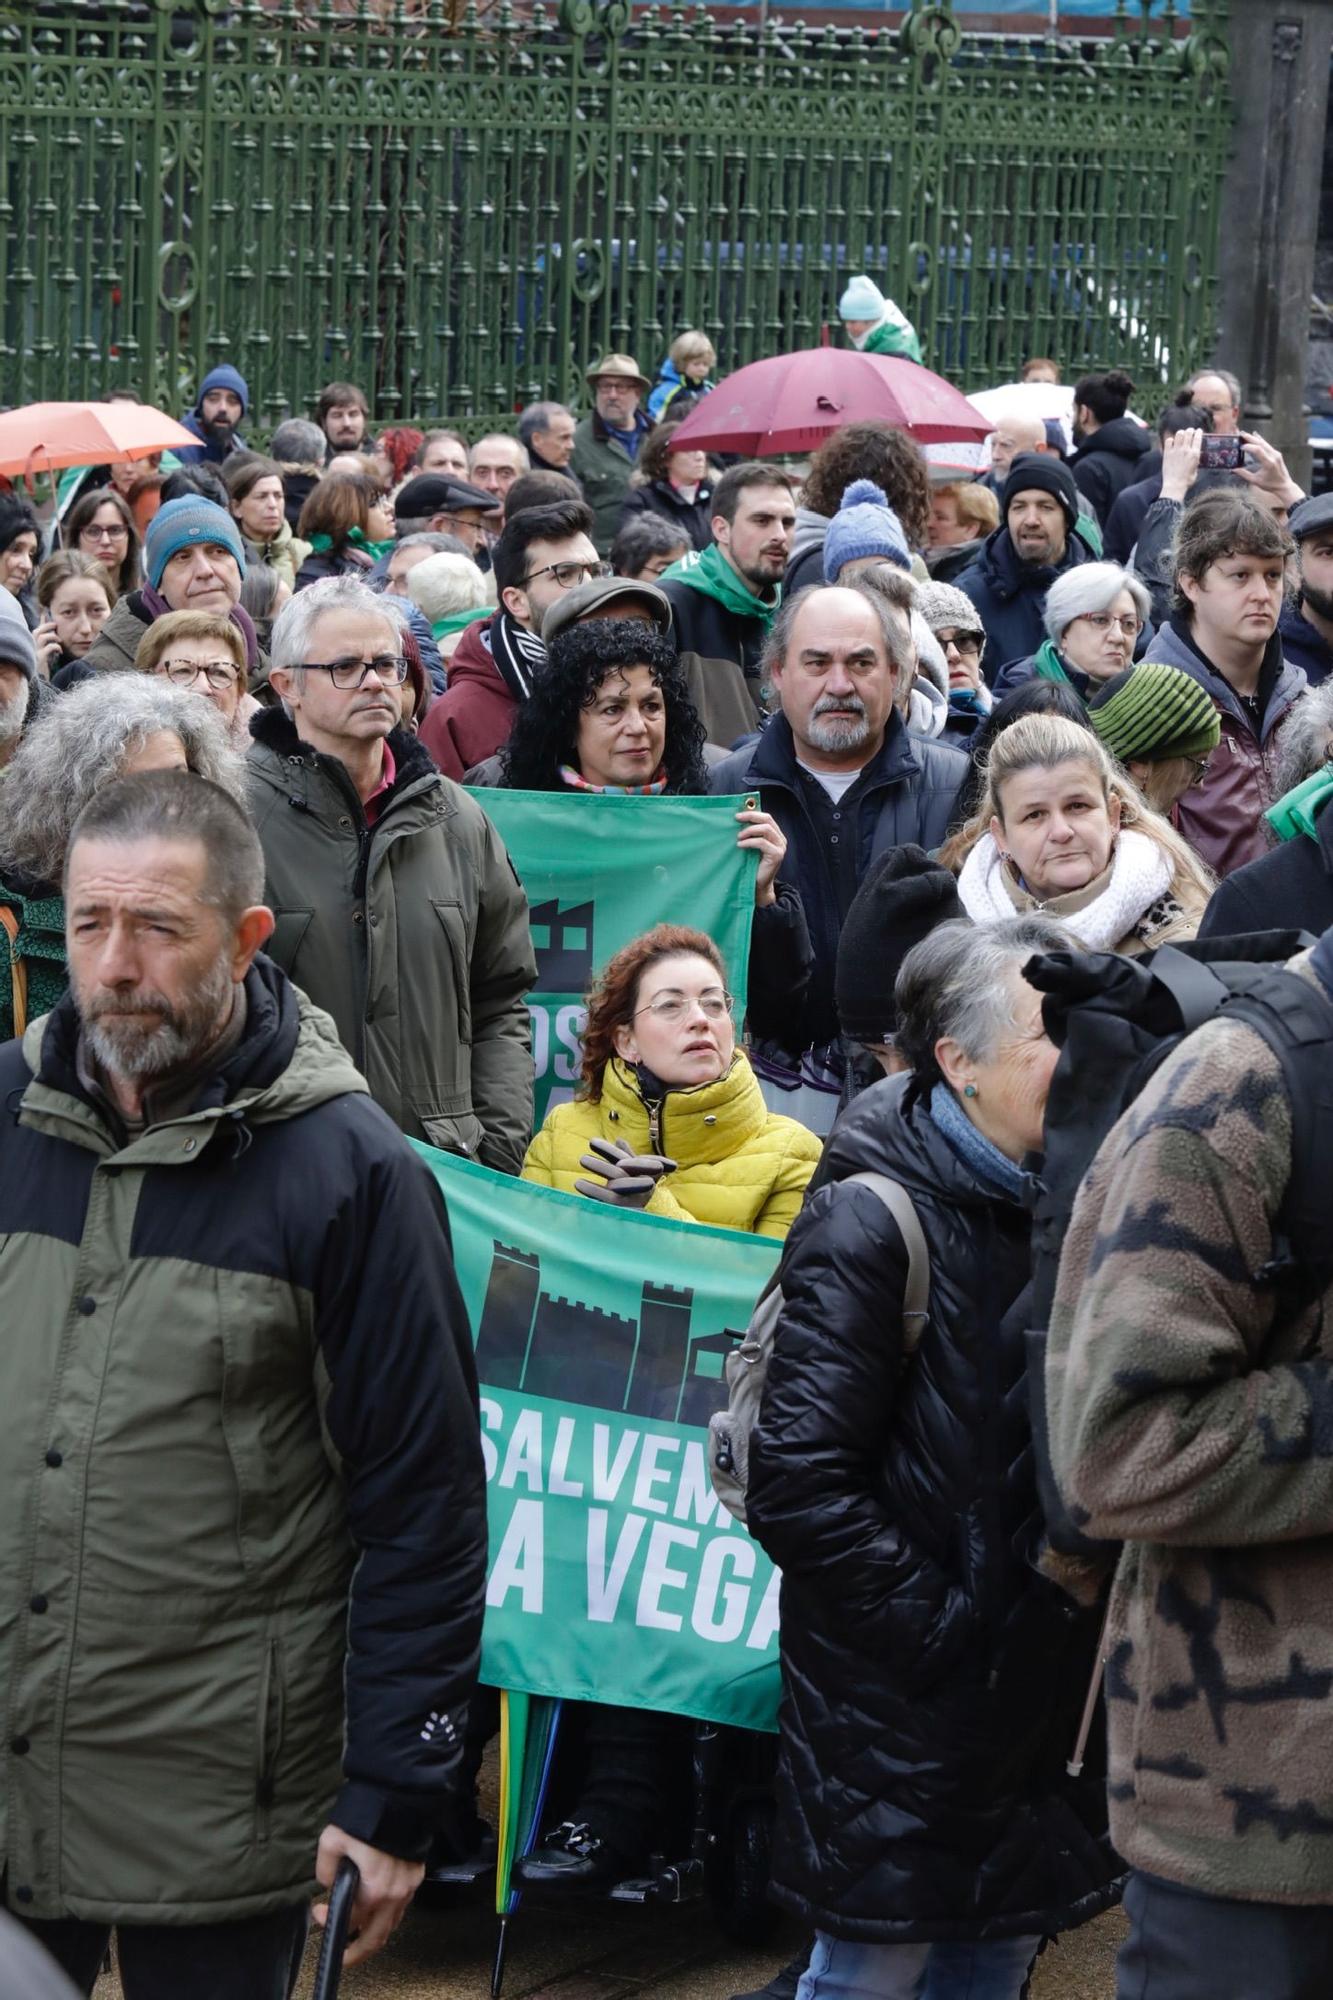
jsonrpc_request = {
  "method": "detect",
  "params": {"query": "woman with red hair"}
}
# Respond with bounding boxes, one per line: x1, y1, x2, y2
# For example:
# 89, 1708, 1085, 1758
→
522, 922, 821, 1239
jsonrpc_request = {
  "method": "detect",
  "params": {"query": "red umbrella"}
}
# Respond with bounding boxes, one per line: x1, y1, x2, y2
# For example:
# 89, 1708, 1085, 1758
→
666, 349, 993, 457
0, 401, 200, 477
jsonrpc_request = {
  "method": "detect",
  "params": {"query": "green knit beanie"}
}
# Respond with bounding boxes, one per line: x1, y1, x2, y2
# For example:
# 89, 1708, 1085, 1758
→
1087, 661, 1221, 764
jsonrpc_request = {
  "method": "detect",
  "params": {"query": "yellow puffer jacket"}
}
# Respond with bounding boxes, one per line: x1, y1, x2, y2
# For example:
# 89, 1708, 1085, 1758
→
522, 1051, 822, 1239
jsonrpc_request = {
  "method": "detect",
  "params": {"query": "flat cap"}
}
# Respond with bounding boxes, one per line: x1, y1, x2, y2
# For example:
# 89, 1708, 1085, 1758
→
394, 473, 500, 522
542, 575, 674, 646
1289, 493, 1333, 542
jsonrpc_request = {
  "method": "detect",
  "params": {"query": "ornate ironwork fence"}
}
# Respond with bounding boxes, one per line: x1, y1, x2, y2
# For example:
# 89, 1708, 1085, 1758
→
0, 0, 1231, 427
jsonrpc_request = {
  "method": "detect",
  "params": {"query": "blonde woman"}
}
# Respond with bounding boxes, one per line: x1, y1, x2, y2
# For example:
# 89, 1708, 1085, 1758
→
944, 711, 1213, 954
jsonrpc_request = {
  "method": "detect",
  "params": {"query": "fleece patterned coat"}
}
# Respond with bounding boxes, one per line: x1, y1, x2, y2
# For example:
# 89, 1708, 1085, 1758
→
521, 1051, 821, 1238
1048, 947, 1333, 1905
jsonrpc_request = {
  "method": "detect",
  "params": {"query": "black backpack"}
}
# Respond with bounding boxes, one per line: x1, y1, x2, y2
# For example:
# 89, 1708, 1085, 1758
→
1023, 930, 1333, 1555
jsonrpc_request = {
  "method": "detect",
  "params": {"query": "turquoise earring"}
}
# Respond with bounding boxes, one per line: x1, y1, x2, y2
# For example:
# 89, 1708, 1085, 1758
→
964, 1083, 978, 1099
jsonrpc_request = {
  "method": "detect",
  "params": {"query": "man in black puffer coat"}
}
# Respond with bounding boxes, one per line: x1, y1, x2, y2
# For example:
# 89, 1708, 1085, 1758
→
746, 917, 1121, 1999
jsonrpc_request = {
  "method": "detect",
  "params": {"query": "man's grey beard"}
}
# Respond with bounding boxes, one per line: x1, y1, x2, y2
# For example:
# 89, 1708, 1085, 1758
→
806, 691, 872, 754
80, 953, 234, 1083
0, 682, 27, 751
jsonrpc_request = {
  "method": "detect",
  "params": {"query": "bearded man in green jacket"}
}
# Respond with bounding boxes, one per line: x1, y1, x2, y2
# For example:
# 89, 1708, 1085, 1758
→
1, 770, 488, 1995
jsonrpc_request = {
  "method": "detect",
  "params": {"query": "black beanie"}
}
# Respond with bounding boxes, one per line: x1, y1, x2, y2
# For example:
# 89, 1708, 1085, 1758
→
835, 845, 965, 1045
1000, 453, 1080, 533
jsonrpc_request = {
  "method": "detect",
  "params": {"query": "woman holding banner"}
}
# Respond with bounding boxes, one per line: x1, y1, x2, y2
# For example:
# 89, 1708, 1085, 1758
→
515, 924, 820, 1891
522, 923, 821, 1235
491, 616, 811, 1051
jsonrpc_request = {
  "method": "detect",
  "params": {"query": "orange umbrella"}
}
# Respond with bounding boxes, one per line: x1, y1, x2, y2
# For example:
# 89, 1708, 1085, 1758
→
0, 401, 200, 477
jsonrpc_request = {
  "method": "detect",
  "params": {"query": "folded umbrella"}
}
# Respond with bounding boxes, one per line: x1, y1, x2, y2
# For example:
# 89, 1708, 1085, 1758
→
666, 349, 993, 457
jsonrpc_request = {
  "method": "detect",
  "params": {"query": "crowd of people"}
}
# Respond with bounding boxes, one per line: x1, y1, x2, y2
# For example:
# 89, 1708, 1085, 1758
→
3, 291, 1333, 2000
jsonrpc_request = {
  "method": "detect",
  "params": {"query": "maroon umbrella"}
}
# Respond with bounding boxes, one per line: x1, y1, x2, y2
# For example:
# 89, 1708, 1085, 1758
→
667, 349, 993, 457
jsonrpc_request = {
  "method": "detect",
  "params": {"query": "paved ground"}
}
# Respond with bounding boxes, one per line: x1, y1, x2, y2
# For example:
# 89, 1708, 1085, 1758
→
95, 1745, 1124, 1999
97, 1894, 1124, 1998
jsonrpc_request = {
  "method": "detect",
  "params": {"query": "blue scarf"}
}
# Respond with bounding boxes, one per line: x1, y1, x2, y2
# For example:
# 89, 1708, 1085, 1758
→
928, 1082, 1028, 1203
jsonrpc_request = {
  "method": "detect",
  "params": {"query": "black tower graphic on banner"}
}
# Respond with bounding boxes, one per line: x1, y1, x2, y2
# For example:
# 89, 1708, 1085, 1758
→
475, 1239, 742, 1424
529, 899, 595, 992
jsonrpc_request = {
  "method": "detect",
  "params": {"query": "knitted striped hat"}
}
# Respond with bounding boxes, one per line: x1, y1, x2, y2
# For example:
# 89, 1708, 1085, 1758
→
1087, 661, 1221, 764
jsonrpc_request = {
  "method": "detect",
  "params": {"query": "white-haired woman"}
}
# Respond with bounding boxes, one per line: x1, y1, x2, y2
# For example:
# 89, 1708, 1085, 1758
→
944, 710, 1213, 954
0, 677, 244, 1039
746, 916, 1120, 2000
991, 562, 1151, 704
405, 550, 490, 661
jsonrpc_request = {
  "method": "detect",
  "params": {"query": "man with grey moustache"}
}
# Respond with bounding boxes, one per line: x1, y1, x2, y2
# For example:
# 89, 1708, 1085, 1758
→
708, 578, 965, 1115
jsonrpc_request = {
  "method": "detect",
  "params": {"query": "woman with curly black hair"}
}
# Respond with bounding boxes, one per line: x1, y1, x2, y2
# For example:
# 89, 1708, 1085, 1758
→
500, 617, 708, 795
479, 615, 812, 1051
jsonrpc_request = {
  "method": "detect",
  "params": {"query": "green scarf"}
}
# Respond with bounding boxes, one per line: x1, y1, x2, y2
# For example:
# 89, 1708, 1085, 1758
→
1032, 637, 1074, 689
309, 526, 397, 561
662, 542, 780, 632
431, 607, 489, 642
1265, 765, 1333, 844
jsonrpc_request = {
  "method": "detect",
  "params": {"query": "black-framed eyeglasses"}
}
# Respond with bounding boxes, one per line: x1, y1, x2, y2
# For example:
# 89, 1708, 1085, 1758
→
153, 657, 240, 691
301, 653, 409, 689
522, 559, 612, 590
1186, 754, 1213, 787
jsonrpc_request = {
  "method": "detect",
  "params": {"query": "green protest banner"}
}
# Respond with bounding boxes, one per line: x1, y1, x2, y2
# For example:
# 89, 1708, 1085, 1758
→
416, 1145, 782, 1734
475, 789, 759, 1126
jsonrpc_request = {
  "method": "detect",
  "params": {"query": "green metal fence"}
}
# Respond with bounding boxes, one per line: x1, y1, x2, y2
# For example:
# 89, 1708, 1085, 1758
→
0, 0, 1232, 428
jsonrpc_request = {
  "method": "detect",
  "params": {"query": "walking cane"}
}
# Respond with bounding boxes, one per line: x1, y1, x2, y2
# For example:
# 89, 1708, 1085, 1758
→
1067, 1599, 1113, 1779
312, 1857, 361, 2000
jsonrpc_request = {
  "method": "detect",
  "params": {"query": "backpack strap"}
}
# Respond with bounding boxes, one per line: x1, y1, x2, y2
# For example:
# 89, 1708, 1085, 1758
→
845, 1170, 931, 1353
1147, 945, 1233, 1033
0, 904, 26, 1039
1223, 968, 1333, 1296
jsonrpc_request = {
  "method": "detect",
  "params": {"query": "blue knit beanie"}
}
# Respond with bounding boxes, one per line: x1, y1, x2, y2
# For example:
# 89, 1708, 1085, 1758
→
144, 496, 246, 589
196, 363, 249, 419
823, 480, 912, 581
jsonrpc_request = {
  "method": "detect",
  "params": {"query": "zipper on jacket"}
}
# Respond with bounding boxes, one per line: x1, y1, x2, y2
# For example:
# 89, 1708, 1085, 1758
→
254, 1637, 284, 1839
646, 1097, 664, 1153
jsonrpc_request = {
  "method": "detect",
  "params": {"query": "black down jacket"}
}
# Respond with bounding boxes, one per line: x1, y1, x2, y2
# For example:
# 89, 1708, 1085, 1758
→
747, 1076, 1120, 1944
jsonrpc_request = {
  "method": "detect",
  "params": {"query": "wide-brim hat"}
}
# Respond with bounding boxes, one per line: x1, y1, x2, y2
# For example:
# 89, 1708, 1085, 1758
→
585, 353, 652, 394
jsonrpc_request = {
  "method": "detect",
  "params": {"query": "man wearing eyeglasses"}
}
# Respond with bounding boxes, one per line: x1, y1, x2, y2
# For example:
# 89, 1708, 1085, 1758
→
418, 497, 601, 781
248, 576, 536, 1172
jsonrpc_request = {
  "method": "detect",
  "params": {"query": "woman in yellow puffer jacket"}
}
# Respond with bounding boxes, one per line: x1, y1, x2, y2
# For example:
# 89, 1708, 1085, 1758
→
515, 923, 821, 1900
523, 923, 821, 1239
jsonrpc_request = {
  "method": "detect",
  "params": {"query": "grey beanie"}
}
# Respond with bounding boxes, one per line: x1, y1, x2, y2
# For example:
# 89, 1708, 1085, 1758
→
0, 589, 37, 685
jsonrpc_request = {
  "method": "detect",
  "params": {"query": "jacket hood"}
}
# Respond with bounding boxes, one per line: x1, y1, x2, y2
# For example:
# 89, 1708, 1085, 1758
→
19, 954, 366, 1159
977, 524, 1094, 603
817, 1069, 1024, 1216
249, 704, 439, 798
1074, 417, 1153, 466
789, 506, 830, 565
1155, 614, 1304, 737
438, 611, 504, 692
741, 707, 923, 793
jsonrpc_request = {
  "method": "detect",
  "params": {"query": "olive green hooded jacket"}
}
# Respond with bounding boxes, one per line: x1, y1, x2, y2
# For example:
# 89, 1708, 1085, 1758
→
0, 962, 487, 1924
247, 710, 536, 1173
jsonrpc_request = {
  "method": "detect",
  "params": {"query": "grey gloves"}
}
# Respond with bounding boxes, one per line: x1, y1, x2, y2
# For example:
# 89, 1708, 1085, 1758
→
575, 1136, 678, 1209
